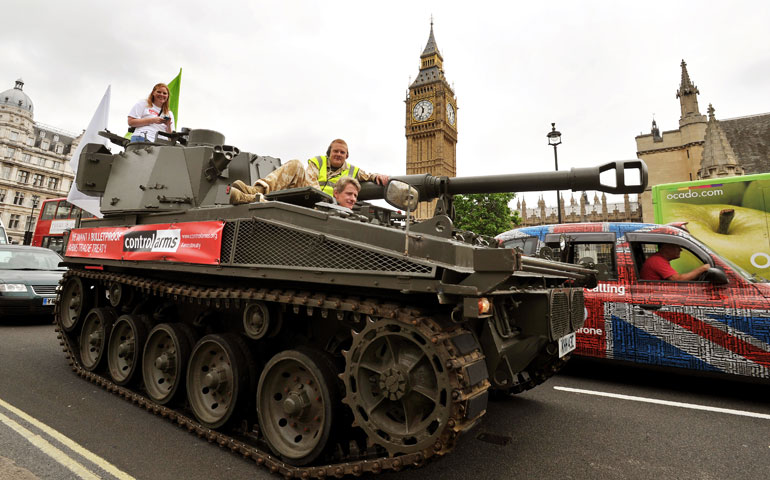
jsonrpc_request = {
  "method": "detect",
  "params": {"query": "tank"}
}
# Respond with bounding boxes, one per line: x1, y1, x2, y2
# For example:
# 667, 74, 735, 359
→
55, 128, 647, 477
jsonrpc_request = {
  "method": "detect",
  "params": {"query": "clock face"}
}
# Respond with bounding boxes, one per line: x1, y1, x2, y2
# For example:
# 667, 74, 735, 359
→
412, 100, 433, 122
446, 102, 456, 125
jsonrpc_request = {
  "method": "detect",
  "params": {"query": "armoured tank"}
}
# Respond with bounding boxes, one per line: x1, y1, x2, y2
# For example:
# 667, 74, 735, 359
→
55, 128, 647, 477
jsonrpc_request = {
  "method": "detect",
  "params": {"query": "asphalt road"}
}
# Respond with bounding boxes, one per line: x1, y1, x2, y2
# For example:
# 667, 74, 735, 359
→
1, 321, 769, 480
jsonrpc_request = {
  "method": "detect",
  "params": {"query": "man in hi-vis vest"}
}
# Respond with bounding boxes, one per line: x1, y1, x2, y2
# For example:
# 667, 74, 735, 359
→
229, 139, 389, 205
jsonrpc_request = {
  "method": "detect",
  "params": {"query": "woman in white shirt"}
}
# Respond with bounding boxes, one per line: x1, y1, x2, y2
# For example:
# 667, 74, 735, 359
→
127, 83, 175, 142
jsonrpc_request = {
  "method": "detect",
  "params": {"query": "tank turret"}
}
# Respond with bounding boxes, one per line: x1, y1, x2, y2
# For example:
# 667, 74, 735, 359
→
76, 129, 279, 214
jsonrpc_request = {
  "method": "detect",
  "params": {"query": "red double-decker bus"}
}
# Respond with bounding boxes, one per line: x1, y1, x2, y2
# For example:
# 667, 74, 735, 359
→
31, 198, 96, 254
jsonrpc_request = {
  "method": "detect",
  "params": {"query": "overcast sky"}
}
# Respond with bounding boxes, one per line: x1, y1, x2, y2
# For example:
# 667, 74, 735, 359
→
3, 0, 769, 209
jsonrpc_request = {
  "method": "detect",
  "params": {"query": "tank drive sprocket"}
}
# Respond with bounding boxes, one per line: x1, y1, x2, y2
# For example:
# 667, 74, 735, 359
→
341, 315, 487, 457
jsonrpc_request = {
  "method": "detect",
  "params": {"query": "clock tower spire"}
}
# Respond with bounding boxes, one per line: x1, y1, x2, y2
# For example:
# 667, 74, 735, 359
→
405, 20, 458, 219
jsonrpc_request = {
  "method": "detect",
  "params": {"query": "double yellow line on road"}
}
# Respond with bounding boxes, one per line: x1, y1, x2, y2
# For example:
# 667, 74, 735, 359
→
0, 397, 134, 480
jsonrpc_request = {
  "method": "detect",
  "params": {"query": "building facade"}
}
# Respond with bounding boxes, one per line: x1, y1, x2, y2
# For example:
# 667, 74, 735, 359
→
0, 79, 78, 243
517, 192, 642, 226
635, 60, 770, 221
405, 22, 458, 219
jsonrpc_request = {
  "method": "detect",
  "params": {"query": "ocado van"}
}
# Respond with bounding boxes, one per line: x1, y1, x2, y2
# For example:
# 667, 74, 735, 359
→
652, 173, 770, 280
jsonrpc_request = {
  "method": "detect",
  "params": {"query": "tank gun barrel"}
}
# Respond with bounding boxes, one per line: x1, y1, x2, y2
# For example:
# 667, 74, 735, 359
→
358, 159, 647, 201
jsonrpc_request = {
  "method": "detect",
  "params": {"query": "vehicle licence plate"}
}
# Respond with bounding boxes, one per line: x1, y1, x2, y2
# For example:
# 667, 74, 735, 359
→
42, 297, 56, 306
558, 332, 576, 357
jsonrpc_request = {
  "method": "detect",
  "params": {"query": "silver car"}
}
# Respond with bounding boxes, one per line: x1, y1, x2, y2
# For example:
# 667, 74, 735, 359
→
0, 245, 66, 319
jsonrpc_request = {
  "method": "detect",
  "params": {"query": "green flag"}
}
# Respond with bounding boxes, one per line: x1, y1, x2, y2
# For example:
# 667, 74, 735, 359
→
125, 68, 182, 139
167, 68, 181, 125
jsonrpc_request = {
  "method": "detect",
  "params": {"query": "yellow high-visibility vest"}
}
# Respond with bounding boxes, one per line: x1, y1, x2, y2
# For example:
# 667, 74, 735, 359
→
308, 156, 360, 196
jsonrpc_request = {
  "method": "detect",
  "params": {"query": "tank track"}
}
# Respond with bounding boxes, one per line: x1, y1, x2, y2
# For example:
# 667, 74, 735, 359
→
55, 268, 490, 478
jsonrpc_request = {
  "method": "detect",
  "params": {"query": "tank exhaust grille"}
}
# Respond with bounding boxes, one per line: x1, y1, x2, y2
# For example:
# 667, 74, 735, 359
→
221, 219, 434, 275
549, 291, 570, 340
569, 289, 586, 331
221, 220, 235, 261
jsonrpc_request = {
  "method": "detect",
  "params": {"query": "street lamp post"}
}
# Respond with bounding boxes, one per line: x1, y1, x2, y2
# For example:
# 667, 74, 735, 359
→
23, 199, 39, 245
547, 123, 563, 224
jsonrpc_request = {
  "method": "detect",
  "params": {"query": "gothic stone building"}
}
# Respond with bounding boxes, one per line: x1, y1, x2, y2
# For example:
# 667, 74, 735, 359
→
517, 192, 642, 226
636, 60, 770, 222
521, 59, 769, 226
0, 79, 78, 243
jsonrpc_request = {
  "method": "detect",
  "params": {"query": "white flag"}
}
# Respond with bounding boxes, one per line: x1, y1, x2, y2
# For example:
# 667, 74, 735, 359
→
67, 85, 110, 218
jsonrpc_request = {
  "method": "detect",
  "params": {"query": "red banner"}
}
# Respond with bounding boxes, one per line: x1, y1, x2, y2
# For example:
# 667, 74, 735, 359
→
65, 221, 225, 265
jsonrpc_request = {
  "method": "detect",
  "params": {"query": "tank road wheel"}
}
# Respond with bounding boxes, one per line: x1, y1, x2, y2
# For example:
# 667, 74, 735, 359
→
79, 308, 117, 371
342, 317, 454, 457
107, 314, 151, 385
59, 276, 93, 333
187, 334, 250, 429
257, 348, 341, 465
142, 323, 195, 405
243, 302, 272, 340
108, 281, 134, 309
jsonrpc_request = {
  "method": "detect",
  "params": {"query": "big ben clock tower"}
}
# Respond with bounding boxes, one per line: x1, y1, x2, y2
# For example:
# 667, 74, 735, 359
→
406, 21, 458, 218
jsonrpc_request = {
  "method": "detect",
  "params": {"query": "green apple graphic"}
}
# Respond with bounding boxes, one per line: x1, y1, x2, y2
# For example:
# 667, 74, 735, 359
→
741, 179, 770, 211
660, 181, 747, 206
662, 202, 770, 276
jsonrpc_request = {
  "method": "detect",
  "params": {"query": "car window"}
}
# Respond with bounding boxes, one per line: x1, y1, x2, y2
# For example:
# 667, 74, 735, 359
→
633, 242, 707, 281
574, 243, 617, 281
0, 249, 64, 270
502, 236, 539, 256
42, 236, 66, 255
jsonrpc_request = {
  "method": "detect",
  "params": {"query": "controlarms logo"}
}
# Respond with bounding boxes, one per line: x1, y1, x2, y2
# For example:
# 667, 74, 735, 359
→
123, 229, 181, 253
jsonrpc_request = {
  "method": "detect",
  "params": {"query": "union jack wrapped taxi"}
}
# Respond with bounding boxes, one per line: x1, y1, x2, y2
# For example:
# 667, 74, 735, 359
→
497, 222, 770, 380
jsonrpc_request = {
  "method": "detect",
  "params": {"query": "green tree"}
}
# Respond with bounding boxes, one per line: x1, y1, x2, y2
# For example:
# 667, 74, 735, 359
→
453, 193, 521, 237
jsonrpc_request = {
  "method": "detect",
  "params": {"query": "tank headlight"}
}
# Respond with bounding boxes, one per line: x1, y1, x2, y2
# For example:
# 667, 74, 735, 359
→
0, 284, 28, 292
478, 297, 492, 315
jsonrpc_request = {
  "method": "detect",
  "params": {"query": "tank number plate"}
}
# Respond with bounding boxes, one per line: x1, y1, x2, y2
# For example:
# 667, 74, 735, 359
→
558, 332, 576, 357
